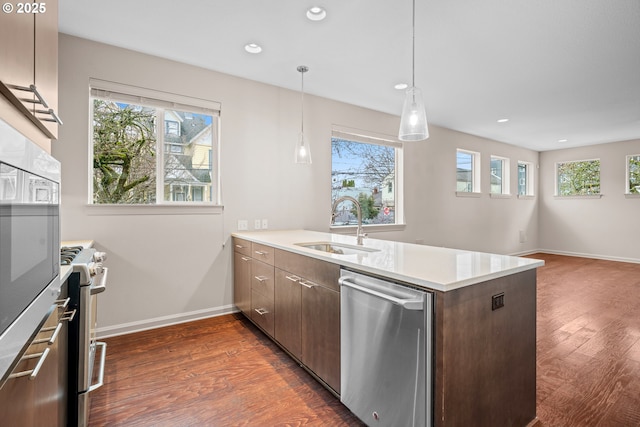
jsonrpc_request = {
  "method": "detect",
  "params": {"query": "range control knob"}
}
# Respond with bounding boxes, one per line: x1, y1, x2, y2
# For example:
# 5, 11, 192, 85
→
93, 251, 107, 262
88, 262, 104, 277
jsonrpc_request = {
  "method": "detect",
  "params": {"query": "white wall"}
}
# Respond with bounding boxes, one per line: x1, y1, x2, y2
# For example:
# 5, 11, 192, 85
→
539, 139, 640, 262
54, 35, 540, 334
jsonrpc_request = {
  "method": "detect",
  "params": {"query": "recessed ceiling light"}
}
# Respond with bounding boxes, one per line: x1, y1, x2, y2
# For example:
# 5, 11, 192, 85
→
558, 139, 568, 143
394, 83, 408, 90
497, 118, 509, 123
244, 43, 262, 54
306, 6, 327, 21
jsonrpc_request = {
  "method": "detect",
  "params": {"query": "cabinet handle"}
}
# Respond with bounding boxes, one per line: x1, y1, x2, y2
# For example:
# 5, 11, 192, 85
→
254, 250, 268, 256
55, 297, 70, 310
285, 275, 300, 282
254, 276, 269, 283
61, 309, 77, 322
254, 308, 269, 316
8, 348, 50, 380
241, 257, 250, 262
299, 280, 317, 289
35, 108, 64, 125
235, 244, 245, 249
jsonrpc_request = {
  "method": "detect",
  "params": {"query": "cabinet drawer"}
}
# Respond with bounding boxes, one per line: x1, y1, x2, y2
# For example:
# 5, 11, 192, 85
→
275, 249, 340, 292
252, 242, 274, 265
233, 237, 252, 256
251, 260, 274, 298
251, 290, 275, 337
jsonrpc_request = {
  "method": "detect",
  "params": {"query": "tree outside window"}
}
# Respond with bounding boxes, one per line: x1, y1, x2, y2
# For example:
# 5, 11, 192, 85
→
627, 155, 640, 194
556, 159, 601, 196
91, 97, 217, 205
331, 136, 399, 226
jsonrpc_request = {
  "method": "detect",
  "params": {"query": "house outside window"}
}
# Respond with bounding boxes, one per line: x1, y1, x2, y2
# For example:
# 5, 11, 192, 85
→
556, 159, 601, 196
518, 161, 534, 196
626, 155, 640, 194
331, 130, 402, 226
457, 149, 480, 193
490, 156, 510, 195
90, 80, 220, 205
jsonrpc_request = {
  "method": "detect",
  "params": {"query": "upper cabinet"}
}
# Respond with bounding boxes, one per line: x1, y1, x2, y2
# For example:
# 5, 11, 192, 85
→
0, 0, 61, 140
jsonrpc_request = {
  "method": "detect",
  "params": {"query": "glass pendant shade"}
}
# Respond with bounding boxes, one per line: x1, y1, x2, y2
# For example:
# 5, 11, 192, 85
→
295, 132, 312, 164
399, 86, 429, 141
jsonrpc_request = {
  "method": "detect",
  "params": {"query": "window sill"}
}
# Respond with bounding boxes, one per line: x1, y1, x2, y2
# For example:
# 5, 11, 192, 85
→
455, 191, 482, 198
517, 195, 535, 200
85, 204, 224, 215
330, 223, 406, 234
489, 193, 512, 199
553, 194, 603, 199
625, 193, 640, 199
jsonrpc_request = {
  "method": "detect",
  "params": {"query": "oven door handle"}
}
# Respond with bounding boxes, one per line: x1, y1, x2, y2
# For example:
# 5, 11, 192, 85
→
90, 267, 108, 295
88, 341, 107, 393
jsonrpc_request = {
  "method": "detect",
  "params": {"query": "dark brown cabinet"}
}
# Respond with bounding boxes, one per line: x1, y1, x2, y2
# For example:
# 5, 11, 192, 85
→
233, 251, 251, 316
273, 249, 341, 392
0, 280, 70, 426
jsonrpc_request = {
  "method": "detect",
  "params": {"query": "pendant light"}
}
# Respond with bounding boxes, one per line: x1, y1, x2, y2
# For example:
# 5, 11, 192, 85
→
398, 0, 429, 141
295, 65, 312, 164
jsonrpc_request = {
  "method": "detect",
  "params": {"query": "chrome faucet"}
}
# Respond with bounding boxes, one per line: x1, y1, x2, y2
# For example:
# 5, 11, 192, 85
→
331, 196, 367, 245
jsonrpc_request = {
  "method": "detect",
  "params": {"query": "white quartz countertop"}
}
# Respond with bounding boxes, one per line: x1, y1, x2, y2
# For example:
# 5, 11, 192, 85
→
232, 229, 544, 292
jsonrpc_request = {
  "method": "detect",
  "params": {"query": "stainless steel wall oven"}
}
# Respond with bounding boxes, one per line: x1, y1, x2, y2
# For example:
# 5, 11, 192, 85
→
0, 118, 61, 385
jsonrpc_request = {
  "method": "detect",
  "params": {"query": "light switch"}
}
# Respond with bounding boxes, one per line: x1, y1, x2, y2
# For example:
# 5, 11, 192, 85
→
262, 219, 268, 229
237, 220, 248, 231
254, 219, 261, 230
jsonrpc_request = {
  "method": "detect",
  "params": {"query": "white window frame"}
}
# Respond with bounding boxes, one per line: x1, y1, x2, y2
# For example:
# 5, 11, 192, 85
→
490, 155, 510, 196
517, 161, 535, 198
330, 126, 404, 232
625, 154, 640, 196
456, 149, 481, 196
88, 79, 222, 214
554, 158, 602, 198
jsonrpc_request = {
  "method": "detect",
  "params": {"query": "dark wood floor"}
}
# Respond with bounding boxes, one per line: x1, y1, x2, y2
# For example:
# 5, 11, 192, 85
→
89, 254, 640, 426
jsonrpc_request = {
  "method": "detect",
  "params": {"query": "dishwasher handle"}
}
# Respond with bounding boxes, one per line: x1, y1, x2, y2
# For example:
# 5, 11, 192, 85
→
339, 277, 424, 310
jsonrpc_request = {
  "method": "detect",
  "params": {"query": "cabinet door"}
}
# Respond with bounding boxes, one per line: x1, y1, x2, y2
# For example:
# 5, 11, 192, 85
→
0, 11, 34, 90
251, 290, 275, 337
233, 252, 252, 315
274, 269, 302, 359
301, 283, 340, 392
34, 0, 59, 138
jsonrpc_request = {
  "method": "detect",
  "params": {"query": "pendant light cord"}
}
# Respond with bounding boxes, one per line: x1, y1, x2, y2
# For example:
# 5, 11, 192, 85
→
301, 69, 304, 134
412, 0, 416, 88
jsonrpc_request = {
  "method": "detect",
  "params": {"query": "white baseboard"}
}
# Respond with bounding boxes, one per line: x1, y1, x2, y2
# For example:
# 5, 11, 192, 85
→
96, 304, 239, 339
531, 249, 640, 265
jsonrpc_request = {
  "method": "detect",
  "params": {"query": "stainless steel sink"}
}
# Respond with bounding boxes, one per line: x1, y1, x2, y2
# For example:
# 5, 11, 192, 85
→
294, 241, 380, 256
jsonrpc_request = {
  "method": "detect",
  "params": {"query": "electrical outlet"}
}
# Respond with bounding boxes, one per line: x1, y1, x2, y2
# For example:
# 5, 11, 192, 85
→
237, 220, 248, 231
492, 293, 505, 311
519, 230, 527, 243
254, 219, 261, 230
262, 219, 268, 229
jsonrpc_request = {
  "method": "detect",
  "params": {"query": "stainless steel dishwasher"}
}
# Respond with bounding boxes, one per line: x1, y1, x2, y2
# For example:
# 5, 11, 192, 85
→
339, 269, 433, 427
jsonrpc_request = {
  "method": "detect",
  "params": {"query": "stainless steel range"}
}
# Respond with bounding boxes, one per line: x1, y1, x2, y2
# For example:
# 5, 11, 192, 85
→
63, 245, 108, 427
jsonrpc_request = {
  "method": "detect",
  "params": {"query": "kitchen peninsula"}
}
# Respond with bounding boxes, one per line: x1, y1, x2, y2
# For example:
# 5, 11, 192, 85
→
232, 229, 543, 427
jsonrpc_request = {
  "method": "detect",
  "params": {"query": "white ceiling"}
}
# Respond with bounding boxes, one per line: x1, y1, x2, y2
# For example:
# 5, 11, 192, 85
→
58, 0, 640, 152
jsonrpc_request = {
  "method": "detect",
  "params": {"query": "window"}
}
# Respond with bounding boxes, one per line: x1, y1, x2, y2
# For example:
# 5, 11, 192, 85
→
331, 130, 402, 226
517, 161, 534, 196
556, 159, 601, 196
626, 155, 640, 194
490, 156, 510, 195
90, 80, 220, 205
456, 149, 480, 193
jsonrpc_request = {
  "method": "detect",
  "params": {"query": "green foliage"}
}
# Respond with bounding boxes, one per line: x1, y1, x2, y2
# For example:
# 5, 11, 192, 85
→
557, 160, 600, 196
92, 100, 157, 204
350, 193, 379, 220
629, 156, 640, 194
341, 179, 355, 188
